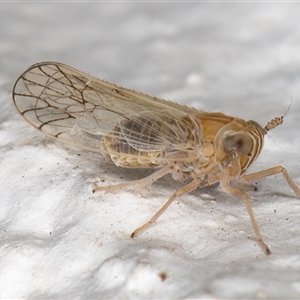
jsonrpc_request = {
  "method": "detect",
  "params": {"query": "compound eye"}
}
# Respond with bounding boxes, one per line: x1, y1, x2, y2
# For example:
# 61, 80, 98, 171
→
223, 133, 253, 155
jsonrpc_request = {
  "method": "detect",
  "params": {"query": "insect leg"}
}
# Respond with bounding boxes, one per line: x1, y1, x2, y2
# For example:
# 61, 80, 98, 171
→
220, 183, 271, 255
130, 178, 202, 238
239, 166, 300, 197
93, 165, 172, 194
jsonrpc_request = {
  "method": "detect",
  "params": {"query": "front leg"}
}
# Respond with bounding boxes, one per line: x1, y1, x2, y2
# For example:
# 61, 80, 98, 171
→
220, 181, 271, 255
239, 166, 300, 197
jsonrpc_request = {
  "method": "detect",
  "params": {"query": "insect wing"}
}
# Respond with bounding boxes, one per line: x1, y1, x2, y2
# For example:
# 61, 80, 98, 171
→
12, 62, 197, 154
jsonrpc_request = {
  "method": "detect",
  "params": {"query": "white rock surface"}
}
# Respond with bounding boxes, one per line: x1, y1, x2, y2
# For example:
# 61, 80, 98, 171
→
1, 3, 300, 298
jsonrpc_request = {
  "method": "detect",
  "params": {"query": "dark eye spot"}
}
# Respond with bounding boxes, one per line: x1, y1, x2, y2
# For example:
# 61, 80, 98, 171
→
223, 133, 253, 155
236, 139, 244, 150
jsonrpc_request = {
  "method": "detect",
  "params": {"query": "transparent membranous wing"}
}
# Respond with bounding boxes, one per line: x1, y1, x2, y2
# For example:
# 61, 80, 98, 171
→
12, 62, 197, 158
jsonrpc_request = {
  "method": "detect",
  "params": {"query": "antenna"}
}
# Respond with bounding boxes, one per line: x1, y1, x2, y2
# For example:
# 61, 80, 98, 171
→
264, 98, 292, 132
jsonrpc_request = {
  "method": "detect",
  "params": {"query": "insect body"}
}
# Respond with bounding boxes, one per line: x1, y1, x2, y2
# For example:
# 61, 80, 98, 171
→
12, 62, 300, 255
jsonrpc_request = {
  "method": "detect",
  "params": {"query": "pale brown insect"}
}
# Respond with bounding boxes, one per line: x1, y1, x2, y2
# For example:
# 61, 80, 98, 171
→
12, 61, 300, 255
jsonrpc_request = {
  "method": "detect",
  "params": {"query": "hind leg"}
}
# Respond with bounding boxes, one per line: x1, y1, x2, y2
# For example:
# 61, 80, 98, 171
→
93, 165, 172, 194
